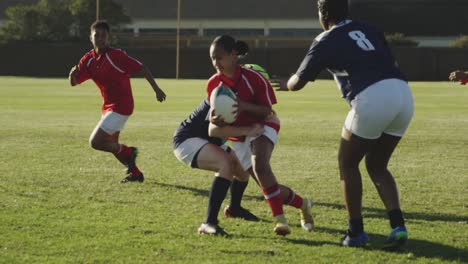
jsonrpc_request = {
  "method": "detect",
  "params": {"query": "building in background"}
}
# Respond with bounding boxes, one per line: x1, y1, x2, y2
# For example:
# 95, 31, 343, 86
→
112, 0, 468, 47
113, 0, 321, 39
1, 0, 468, 47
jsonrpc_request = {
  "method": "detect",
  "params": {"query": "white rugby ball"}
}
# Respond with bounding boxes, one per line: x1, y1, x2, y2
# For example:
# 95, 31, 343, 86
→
209, 85, 237, 123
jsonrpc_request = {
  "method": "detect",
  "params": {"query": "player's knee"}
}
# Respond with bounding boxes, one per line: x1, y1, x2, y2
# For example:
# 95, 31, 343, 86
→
338, 157, 360, 171
89, 137, 102, 150
365, 159, 386, 177
217, 156, 234, 176
338, 158, 361, 181
234, 172, 249, 182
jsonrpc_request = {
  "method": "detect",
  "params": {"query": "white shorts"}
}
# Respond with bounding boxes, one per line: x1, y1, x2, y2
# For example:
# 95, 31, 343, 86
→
173, 137, 230, 168
96, 111, 129, 135
232, 125, 278, 171
344, 78, 414, 139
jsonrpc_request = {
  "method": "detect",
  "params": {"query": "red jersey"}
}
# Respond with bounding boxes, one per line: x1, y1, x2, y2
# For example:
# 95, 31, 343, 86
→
207, 65, 278, 140
75, 47, 142, 115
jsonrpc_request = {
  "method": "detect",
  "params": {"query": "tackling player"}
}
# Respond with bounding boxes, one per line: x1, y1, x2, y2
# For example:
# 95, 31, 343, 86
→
449, 70, 468, 84
68, 20, 166, 183
287, 0, 413, 248
207, 35, 314, 236
173, 99, 263, 235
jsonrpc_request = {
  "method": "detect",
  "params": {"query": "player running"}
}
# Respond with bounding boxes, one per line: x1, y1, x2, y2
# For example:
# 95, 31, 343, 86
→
68, 20, 166, 183
287, 0, 413, 248
207, 35, 314, 236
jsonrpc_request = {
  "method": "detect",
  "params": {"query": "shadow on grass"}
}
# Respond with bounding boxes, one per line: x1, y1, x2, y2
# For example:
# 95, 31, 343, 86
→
304, 226, 467, 263
151, 183, 467, 223
315, 202, 468, 223
153, 183, 466, 263
152, 181, 264, 202
217, 228, 466, 262
152, 183, 466, 223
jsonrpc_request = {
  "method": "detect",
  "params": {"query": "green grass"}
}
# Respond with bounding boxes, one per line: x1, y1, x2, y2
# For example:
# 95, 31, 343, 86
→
0, 77, 467, 263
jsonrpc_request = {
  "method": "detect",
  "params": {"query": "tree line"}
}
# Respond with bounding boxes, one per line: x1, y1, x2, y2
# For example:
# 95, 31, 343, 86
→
0, 0, 129, 43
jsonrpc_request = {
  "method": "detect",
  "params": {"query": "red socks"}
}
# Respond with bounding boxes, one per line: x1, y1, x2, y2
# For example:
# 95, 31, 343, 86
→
284, 188, 304, 209
116, 144, 141, 176
130, 166, 142, 177
117, 144, 132, 158
263, 184, 284, 217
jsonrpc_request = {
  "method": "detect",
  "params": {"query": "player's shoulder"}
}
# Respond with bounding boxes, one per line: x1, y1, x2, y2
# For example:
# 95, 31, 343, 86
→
200, 98, 210, 110
242, 66, 267, 82
79, 50, 95, 64
107, 47, 128, 57
207, 74, 221, 86
317, 20, 353, 40
314, 30, 332, 43
315, 20, 369, 45
206, 74, 222, 94
342, 20, 381, 37
81, 49, 95, 59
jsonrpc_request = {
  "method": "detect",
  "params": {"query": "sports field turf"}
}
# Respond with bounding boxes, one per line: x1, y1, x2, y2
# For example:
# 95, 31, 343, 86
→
0, 77, 466, 263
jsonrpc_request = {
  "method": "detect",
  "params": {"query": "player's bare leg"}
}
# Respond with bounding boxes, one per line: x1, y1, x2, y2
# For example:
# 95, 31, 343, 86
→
365, 133, 407, 249
89, 128, 143, 183
365, 133, 402, 212
251, 136, 289, 236
338, 129, 373, 245
108, 132, 125, 165
89, 127, 120, 153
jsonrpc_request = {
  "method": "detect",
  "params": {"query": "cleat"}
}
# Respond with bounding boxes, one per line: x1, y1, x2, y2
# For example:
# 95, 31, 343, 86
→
224, 205, 260, 222
382, 226, 408, 250
197, 223, 229, 236
126, 147, 139, 174
340, 230, 369, 247
120, 173, 144, 183
274, 222, 291, 236
300, 198, 314, 231
274, 214, 291, 236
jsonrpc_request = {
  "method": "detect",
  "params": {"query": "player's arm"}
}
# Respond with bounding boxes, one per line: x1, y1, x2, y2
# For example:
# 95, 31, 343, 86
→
69, 55, 92, 86
236, 99, 272, 119
68, 65, 79, 86
287, 74, 308, 91
140, 64, 166, 102
208, 122, 264, 138
288, 38, 326, 91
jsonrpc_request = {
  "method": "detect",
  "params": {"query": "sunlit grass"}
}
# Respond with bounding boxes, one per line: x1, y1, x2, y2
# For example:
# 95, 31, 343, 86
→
0, 77, 466, 263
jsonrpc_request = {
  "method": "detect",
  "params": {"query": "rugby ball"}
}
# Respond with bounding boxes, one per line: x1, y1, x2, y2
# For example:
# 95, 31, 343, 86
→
209, 85, 237, 123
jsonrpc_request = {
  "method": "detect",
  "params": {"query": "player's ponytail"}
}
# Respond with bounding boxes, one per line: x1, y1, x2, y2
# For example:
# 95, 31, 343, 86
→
212, 35, 249, 58
234, 40, 249, 58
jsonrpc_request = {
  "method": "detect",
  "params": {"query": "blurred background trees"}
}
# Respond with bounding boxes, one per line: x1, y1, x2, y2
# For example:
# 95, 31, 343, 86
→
449, 36, 468, 48
0, 0, 130, 43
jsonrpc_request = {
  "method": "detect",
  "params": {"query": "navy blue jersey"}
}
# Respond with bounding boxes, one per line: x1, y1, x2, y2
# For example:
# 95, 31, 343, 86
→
173, 99, 224, 148
296, 20, 406, 102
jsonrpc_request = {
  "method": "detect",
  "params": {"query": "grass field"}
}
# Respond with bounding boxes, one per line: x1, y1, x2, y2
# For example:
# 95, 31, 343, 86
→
0, 76, 467, 263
